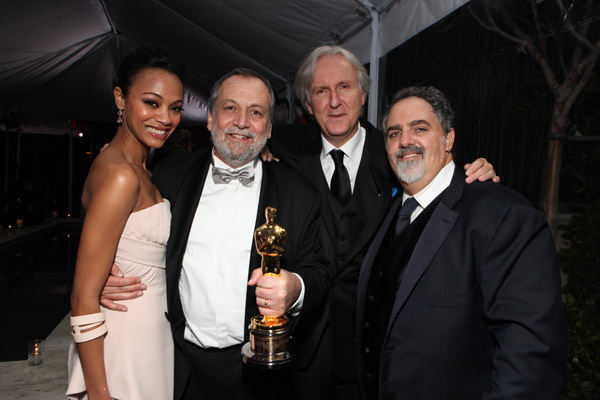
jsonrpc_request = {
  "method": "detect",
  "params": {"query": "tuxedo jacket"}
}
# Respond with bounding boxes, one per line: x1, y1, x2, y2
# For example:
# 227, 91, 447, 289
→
270, 121, 397, 377
152, 148, 332, 399
356, 167, 567, 399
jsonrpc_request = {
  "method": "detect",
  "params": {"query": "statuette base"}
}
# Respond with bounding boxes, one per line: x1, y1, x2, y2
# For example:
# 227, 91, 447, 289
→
241, 314, 295, 369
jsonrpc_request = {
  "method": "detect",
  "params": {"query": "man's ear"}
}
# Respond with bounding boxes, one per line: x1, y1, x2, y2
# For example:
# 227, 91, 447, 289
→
445, 128, 455, 152
305, 101, 314, 115
206, 112, 213, 132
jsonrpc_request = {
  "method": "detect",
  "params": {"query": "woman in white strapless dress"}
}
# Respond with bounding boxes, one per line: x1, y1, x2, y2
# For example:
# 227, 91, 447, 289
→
66, 45, 184, 400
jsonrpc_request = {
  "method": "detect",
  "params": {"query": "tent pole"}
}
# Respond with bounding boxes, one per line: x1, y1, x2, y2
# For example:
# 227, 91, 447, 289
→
368, 9, 380, 127
357, 0, 381, 127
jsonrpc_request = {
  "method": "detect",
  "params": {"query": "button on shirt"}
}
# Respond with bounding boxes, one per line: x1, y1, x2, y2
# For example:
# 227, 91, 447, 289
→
320, 123, 366, 193
180, 153, 263, 349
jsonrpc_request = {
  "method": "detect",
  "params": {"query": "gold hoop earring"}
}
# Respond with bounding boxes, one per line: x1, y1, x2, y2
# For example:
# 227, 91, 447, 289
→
116, 109, 123, 124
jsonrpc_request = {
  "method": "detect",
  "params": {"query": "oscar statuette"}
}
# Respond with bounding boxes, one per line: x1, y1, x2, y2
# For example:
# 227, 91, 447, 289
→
242, 207, 295, 369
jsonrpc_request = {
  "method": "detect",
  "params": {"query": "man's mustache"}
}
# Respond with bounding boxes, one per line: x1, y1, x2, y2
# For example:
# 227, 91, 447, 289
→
395, 146, 424, 159
224, 128, 257, 138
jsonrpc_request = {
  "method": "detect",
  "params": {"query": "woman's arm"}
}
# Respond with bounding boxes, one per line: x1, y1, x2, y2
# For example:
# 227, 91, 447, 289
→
70, 162, 139, 399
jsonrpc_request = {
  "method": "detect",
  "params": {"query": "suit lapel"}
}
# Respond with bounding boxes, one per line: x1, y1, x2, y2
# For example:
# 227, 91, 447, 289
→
243, 160, 278, 337
168, 155, 210, 263
385, 169, 465, 338
295, 129, 339, 247
166, 151, 211, 319
252, 160, 278, 270
356, 194, 403, 338
342, 124, 395, 264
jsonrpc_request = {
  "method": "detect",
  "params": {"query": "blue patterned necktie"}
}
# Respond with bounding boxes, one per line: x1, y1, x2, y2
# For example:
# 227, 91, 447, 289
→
212, 165, 255, 187
394, 197, 419, 236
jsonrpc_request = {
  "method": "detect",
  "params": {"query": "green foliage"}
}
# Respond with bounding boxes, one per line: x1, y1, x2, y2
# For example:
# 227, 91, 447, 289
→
560, 202, 600, 399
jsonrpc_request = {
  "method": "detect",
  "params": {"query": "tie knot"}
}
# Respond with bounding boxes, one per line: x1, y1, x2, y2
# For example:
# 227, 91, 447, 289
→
399, 197, 419, 218
330, 149, 345, 166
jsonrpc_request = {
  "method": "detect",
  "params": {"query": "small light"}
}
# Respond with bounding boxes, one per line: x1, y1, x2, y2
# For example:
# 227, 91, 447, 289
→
78, 132, 84, 137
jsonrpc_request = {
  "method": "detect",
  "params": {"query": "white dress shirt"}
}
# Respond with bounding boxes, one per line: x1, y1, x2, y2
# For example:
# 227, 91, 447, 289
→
403, 161, 455, 222
180, 152, 304, 349
180, 153, 262, 348
320, 123, 366, 193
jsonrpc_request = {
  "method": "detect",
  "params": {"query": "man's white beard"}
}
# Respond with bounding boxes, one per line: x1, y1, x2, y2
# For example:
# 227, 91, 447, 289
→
211, 127, 267, 168
393, 146, 425, 184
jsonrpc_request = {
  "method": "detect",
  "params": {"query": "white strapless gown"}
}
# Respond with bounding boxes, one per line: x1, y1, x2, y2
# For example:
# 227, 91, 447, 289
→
67, 200, 173, 400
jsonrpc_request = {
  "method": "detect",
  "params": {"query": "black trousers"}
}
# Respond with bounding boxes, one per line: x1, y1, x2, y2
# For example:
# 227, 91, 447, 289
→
295, 323, 361, 400
182, 341, 296, 400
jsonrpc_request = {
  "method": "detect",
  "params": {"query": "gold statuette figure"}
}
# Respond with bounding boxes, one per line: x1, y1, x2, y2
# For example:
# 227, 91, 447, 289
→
254, 206, 287, 275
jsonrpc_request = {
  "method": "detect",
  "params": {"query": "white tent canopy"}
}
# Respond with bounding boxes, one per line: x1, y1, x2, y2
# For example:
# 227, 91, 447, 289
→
0, 0, 469, 128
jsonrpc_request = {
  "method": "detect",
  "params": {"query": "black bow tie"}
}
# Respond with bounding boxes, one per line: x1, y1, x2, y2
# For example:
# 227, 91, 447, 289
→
211, 165, 255, 187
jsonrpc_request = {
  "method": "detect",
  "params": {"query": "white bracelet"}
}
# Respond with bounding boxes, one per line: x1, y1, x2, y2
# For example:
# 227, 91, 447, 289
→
70, 312, 107, 343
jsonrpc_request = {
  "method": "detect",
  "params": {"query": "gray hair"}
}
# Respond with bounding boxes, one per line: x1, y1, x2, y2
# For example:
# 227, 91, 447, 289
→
294, 45, 370, 111
382, 86, 455, 136
208, 68, 275, 123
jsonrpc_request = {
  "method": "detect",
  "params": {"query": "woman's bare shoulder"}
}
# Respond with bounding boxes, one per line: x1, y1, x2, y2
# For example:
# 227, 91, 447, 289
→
82, 149, 140, 207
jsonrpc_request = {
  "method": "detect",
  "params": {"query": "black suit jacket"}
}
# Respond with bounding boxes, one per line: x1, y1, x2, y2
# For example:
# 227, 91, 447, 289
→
152, 148, 332, 399
271, 121, 397, 377
356, 166, 567, 399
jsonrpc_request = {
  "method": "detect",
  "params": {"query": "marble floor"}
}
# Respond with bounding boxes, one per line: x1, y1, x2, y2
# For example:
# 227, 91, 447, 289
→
0, 313, 70, 399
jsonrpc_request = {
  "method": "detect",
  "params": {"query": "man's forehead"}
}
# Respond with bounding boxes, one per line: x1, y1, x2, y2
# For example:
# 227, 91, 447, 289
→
312, 55, 358, 82
218, 75, 271, 105
218, 97, 268, 111
387, 98, 440, 127
391, 97, 435, 116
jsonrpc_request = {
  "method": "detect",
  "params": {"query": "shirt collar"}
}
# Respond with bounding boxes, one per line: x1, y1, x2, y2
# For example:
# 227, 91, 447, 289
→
319, 123, 365, 162
403, 161, 455, 208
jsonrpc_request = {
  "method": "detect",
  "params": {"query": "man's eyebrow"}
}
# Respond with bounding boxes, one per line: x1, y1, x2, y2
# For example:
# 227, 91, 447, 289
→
220, 98, 238, 105
386, 119, 432, 132
386, 124, 402, 132
409, 119, 432, 127
248, 103, 266, 110
221, 99, 266, 110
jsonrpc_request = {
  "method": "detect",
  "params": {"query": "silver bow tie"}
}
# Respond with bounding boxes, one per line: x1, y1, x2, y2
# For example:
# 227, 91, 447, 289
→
212, 165, 255, 187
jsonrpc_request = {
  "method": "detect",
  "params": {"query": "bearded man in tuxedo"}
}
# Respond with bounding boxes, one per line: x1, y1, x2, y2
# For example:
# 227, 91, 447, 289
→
356, 86, 567, 399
